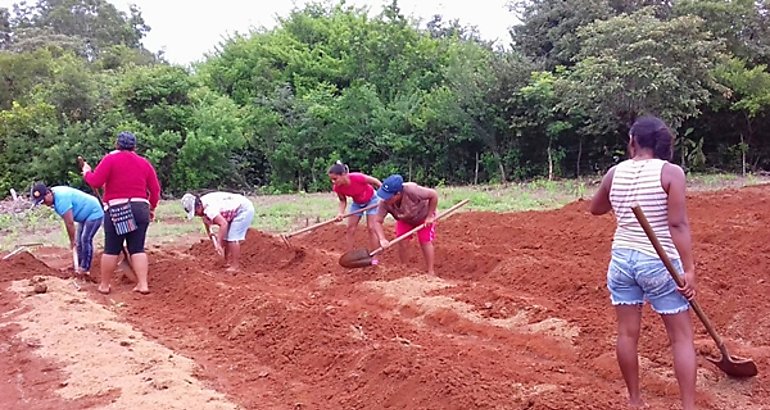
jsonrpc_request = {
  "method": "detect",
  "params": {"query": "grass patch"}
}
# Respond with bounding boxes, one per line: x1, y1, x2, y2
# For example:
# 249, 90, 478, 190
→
2, 172, 768, 252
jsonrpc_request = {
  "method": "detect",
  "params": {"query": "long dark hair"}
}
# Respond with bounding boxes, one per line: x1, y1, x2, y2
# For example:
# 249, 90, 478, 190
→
630, 116, 674, 161
327, 160, 349, 175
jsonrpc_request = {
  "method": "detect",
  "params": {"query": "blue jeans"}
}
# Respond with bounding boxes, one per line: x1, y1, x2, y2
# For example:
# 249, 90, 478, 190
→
350, 195, 380, 216
607, 248, 690, 315
76, 218, 102, 271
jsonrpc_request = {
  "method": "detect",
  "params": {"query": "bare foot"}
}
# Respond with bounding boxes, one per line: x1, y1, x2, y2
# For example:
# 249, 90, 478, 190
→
132, 286, 150, 295
97, 285, 111, 295
225, 266, 240, 275
628, 399, 648, 409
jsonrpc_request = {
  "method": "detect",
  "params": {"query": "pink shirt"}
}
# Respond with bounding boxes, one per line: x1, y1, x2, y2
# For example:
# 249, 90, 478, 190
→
83, 151, 161, 209
333, 173, 374, 204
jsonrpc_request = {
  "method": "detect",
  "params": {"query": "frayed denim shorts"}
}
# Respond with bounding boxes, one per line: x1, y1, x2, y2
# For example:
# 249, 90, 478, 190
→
607, 248, 690, 315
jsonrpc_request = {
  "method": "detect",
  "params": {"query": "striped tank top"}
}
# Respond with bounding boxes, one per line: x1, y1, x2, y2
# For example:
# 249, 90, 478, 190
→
610, 159, 680, 260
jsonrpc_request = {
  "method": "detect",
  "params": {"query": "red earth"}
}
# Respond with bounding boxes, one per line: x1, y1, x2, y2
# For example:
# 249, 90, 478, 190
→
2, 185, 770, 409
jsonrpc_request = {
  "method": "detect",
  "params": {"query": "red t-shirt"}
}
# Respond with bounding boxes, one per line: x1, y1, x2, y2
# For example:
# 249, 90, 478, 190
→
333, 172, 374, 204
83, 151, 162, 209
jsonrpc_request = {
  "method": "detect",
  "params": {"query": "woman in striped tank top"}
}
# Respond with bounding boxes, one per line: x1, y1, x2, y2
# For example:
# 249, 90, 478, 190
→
590, 116, 697, 410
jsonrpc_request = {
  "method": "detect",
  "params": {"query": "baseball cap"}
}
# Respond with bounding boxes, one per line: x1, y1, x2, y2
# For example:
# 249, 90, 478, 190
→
376, 174, 404, 200
180, 193, 197, 219
30, 182, 49, 205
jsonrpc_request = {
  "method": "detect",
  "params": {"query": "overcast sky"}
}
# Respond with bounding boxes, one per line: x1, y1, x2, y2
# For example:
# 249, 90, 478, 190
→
0, 0, 518, 65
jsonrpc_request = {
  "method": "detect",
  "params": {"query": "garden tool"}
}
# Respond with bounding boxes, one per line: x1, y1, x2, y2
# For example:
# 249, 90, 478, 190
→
632, 205, 757, 378
2, 243, 44, 261
339, 199, 469, 268
280, 202, 380, 247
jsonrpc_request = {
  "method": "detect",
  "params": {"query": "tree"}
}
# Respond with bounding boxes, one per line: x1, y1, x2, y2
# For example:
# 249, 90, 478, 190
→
557, 8, 726, 135
6, 0, 151, 60
713, 58, 770, 174
674, 0, 770, 66
0, 8, 11, 49
510, 0, 613, 69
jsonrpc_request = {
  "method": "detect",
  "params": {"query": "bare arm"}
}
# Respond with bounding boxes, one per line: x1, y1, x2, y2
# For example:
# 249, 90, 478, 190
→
663, 163, 696, 298
211, 215, 230, 249
364, 175, 382, 189
203, 219, 212, 237
589, 167, 616, 215
61, 210, 77, 248
411, 185, 439, 223
336, 193, 347, 218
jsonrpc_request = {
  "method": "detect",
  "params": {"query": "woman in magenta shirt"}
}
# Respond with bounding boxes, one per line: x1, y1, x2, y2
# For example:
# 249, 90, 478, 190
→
328, 161, 382, 253
82, 131, 161, 295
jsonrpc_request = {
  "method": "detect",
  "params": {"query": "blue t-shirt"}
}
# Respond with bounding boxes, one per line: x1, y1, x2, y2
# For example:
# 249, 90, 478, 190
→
51, 186, 104, 223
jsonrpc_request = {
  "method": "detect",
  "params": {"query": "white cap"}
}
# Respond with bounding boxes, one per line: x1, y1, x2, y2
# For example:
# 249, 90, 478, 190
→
180, 193, 197, 220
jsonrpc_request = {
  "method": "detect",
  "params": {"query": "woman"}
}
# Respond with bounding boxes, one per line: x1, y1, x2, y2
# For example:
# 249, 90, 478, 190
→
590, 116, 697, 410
31, 183, 103, 279
82, 131, 161, 295
180, 191, 255, 273
328, 161, 382, 253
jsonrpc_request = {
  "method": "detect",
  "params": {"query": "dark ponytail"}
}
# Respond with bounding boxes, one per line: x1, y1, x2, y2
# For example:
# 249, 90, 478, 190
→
630, 116, 674, 161
327, 160, 349, 175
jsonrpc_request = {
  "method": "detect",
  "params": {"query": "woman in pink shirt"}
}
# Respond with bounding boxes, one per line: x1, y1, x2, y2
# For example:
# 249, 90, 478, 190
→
328, 161, 382, 252
82, 131, 161, 295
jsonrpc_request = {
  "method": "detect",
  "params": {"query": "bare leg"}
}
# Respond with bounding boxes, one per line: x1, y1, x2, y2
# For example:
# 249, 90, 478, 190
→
365, 215, 379, 251
420, 241, 435, 275
225, 241, 240, 273
615, 305, 644, 408
346, 215, 361, 250
661, 311, 697, 410
223, 243, 231, 268
98, 254, 119, 294
130, 253, 149, 294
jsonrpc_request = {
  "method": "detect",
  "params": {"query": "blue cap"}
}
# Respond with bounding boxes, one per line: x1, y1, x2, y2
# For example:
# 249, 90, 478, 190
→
377, 174, 404, 200
116, 131, 137, 150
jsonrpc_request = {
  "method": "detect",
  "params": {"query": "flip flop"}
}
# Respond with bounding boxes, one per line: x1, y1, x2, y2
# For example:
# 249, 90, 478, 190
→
97, 286, 111, 295
132, 288, 150, 295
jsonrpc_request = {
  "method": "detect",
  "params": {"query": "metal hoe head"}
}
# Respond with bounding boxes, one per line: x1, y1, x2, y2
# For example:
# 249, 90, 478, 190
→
706, 354, 758, 378
339, 248, 374, 268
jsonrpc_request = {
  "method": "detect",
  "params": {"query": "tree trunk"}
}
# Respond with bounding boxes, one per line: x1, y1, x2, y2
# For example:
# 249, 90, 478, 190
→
474, 152, 480, 185
408, 157, 413, 181
493, 150, 506, 183
744, 113, 754, 176
547, 138, 554, 181
576, 136, 582, 178
740, 133, 747, 177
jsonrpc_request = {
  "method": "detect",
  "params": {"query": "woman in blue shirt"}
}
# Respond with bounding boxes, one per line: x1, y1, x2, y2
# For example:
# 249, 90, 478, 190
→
32, 183, 104, 279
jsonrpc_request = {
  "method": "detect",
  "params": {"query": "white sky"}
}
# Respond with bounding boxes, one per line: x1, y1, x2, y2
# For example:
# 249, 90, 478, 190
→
0, 0, 517, 65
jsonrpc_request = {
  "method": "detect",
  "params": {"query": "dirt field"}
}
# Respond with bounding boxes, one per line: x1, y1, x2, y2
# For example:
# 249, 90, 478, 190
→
2, 185, 770, 409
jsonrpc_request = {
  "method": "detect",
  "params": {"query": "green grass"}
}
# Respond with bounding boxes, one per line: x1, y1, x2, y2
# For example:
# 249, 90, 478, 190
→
2, 172, 768, 252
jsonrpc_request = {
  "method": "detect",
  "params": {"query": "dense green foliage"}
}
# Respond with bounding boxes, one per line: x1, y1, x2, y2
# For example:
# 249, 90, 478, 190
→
1, 0, 769, 196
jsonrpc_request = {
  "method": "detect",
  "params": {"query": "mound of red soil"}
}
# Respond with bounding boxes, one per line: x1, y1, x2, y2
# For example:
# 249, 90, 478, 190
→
0, 251, 58, 281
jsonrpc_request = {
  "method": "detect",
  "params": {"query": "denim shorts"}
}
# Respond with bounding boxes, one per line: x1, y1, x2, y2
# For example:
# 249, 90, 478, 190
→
607, 248, 690, 315
350, 195, 380, 216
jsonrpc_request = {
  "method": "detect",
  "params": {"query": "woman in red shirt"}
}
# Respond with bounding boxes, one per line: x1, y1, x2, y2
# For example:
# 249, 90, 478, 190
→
328, 161, 382, 253
81, 131, 161, 295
